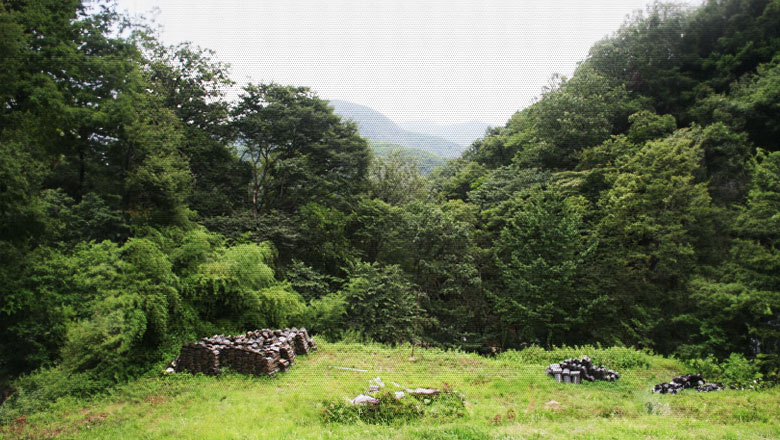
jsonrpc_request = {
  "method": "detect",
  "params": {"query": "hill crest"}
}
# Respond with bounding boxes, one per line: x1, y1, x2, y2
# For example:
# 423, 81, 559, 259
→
329, 100, 470, 158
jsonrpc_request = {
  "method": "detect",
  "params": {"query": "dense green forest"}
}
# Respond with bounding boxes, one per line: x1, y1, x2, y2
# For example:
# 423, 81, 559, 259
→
368, 140, 447, 175
1, 0, 779, 402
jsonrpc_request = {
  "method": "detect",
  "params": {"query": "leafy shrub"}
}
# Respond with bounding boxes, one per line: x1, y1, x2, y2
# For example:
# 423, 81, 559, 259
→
303, 292, 348, 341
184, 242, 277, 322
60, 238, 182, 381
169, 228, 223, 277
686, 355, 723, 379
9, 232, 310, 407
321, 391, 465, 424
341, 261, 419, 344
61, 293, 150, 380
0, 368, 106, 423
720, 353, 762, 388
284, 259, 339, 301
1, 246, 78, 377
120, 238, 182, 343
686, 353, 764, 388
255, 284, 306, 329
339, 329, 372, 344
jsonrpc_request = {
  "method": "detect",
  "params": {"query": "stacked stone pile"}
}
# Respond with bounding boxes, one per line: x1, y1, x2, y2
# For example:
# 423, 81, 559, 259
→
653, 373, 723, 394
171, 328, 316, 376
545, 356, 620, 384
176, 342, 222, 375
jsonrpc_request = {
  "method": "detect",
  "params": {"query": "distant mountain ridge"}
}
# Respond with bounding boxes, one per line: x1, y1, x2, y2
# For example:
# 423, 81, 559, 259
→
399, 120, 491, 148
329, 100, 472, 159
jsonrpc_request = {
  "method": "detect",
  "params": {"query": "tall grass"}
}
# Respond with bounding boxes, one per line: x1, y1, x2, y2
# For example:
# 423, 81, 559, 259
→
497, 345, 660, 369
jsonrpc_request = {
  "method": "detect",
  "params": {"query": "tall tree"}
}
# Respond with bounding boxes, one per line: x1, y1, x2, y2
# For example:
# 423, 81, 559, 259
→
0, 0, 195, 380
595, 128, 714, 351
730, 150, 780, 359
366, 150, 430, 205
493, 187, 596, 347
231, 84, 370, 216
144, 41, 250, 217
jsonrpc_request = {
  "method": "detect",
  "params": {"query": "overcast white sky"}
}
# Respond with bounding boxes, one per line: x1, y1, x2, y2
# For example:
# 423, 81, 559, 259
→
116, 0, 702, 126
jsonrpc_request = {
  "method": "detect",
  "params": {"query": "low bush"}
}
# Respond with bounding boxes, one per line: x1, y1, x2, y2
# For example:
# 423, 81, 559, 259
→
302, 292, 348, 341
0, 367, 106, 423
686, 355, 723, 380
341, 262, 419, 345
686, 353, 764, 388
721, 353, 762, 388
321, 390, 465, 424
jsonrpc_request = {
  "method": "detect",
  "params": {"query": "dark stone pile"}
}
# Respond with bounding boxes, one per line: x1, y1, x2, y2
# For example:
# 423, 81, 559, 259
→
545, 356, 620, 384
171, 328, 316, 377
653, 373, 723, 394
696, 382, 724, 392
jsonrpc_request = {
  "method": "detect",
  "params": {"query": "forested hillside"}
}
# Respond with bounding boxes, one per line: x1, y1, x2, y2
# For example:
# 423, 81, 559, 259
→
1, 0, 779, 408
368, 140, 447, 175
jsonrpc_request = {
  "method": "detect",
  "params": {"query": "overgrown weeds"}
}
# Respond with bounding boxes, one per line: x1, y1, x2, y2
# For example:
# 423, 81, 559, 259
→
497, 345, 655, 370
321, 390, 466, 424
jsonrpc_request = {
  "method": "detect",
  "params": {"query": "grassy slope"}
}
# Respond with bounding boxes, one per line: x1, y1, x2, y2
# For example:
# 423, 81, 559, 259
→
1, 342, 778, 439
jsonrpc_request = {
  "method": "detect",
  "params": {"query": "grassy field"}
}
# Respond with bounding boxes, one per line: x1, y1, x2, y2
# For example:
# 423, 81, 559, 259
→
1, 341, 778, 439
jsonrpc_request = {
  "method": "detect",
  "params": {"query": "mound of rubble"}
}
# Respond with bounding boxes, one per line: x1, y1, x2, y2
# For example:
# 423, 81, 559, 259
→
169, 328, 316, 377
653, 373, 723, 394
350, 377, 442, 405
545, 356, 620, 384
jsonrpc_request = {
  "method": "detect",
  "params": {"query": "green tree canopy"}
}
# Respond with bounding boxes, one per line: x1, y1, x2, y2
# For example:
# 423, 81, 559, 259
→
231, 84, 371, 216
493, 186, 596, 347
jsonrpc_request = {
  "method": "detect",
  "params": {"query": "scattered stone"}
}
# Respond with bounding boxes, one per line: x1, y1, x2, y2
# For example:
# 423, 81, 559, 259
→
351, 394, 380, 405
405, 387, 440, 396
367, 377, 385, 394
329, 366, 368, 372
346, 377, 462, 414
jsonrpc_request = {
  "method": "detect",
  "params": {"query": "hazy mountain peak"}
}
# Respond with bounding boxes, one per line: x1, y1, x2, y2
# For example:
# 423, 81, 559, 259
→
328, 100, 470, 158
399, 119, 491, 147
